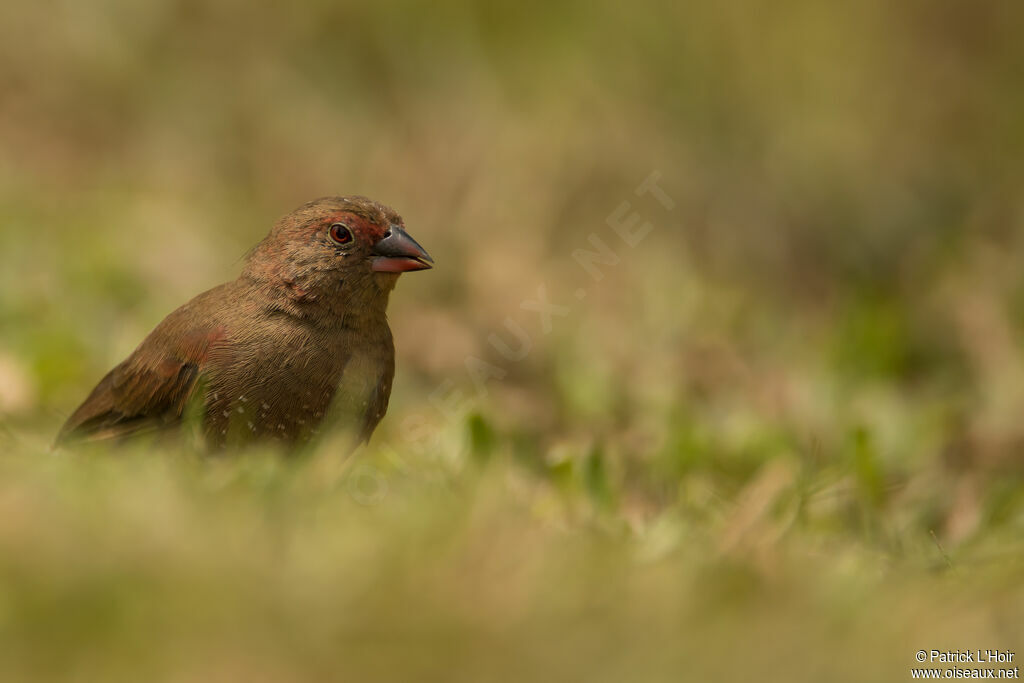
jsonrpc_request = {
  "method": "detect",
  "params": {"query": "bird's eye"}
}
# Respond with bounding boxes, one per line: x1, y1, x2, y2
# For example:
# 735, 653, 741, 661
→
328, 223, 353, 245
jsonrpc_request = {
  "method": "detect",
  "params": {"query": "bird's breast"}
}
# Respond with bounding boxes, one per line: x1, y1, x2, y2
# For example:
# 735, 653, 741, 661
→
202, 319, 393, 445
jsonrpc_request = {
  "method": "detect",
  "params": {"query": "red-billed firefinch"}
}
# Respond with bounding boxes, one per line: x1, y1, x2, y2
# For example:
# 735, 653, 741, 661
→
57, 196, 433, 449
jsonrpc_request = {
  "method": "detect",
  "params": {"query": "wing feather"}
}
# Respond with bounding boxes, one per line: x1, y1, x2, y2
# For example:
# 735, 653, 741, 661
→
56, 298, 228, 446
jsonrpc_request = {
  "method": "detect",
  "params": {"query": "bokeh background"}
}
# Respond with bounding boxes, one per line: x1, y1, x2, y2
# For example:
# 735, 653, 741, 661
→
1, 1, 1023, 681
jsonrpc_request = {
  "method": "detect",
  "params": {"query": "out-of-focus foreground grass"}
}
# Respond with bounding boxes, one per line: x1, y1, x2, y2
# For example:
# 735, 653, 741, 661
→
1, 1, 1023, 680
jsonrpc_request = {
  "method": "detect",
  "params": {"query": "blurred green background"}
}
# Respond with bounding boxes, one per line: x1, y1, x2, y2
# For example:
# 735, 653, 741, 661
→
1, 1, 1023, 681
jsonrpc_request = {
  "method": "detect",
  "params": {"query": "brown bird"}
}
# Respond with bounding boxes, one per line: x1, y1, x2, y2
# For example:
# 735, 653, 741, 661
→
56, 196, 433, 450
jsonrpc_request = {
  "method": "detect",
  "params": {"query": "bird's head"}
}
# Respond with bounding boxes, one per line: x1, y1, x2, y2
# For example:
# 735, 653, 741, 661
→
246, 196, 433, 301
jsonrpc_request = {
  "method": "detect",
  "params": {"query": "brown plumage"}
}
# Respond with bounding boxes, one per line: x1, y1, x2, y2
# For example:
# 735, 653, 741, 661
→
56, 196, 433, 449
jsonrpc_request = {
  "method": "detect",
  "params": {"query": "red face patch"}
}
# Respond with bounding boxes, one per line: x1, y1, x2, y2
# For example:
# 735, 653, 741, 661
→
326, 212, 390, 245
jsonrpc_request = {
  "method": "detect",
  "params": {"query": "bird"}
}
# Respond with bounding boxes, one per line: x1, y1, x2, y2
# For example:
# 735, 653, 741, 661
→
55, 195, 433, 450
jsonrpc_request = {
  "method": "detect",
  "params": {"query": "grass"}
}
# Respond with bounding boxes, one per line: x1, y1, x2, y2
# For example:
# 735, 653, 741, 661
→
0, 433, 1020, 682
1, 0, 1024, 680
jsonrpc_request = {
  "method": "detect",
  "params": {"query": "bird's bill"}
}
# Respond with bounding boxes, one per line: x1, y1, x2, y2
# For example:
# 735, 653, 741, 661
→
372, 257, 432, 272
371, 225, 434, 272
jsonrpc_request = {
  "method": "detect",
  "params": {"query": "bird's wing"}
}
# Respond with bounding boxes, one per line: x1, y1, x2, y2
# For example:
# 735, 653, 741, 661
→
56, 318, 228, 446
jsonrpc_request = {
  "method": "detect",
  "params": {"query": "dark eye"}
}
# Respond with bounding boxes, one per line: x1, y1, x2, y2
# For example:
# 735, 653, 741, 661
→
328, 223, 353, 245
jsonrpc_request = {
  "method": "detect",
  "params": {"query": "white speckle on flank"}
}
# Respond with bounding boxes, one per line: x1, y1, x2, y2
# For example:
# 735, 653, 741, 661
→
222, 410, 230, 418
262, 402, 270, 410
239, 395, 248, 403
236, 406, 245, 414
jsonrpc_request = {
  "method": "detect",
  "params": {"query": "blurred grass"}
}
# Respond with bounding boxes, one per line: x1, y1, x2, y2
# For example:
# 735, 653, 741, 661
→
1, 0, 1024, 680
